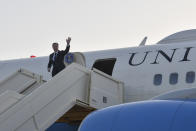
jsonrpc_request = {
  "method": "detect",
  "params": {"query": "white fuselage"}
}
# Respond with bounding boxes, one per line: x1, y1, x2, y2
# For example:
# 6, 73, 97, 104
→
0, 42, 196, 102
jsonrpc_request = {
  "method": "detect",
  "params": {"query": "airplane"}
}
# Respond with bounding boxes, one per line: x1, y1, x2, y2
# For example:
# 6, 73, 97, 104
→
78, 29, 196, 131
0, 29, 196, 131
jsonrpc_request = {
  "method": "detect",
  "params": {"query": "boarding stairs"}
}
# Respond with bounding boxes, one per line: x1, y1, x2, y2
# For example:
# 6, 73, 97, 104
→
0, 63, 123, 131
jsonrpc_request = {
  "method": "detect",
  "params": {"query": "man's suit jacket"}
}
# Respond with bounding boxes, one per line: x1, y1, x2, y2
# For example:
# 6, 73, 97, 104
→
48, 45, 70, 76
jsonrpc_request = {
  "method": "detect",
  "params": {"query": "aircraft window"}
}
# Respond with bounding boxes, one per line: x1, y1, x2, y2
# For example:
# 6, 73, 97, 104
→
170, 73, 178, 85
154, 74, 162, 86
186, 71, 195, 83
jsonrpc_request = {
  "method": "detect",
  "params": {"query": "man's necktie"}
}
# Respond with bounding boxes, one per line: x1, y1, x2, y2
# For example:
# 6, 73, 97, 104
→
53, 52, 57, 61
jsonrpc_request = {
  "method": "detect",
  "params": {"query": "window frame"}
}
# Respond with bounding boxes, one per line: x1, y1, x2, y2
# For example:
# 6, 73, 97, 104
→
186, 71, 195, 84
153, 74, 162, 86
169, 72, 178, 85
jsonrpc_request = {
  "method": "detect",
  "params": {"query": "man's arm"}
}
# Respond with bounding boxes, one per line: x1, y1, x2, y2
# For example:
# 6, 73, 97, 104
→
62, 37, 71, 55
48, 54, 53, 72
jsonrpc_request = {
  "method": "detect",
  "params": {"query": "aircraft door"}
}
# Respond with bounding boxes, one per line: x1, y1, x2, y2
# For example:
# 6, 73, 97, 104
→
92, 58, 117, 76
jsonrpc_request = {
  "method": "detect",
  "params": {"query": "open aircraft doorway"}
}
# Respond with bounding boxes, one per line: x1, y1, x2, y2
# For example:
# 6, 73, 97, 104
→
92, 58, 117, 76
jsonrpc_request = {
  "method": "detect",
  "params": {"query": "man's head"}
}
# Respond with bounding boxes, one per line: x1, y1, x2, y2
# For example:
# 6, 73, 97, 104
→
52, 43, 59, 52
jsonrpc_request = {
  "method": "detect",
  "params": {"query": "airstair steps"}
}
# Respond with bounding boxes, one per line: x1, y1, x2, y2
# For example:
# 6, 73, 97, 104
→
0, 63, 124, 131
0, 68, 44, 95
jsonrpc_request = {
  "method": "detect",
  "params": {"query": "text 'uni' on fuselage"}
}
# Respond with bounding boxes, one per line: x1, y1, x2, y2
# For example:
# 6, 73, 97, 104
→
129, 47, 193, 66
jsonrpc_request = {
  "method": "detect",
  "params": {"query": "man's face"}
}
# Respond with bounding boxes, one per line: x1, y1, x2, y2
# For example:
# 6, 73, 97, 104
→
52, 43, 59, 52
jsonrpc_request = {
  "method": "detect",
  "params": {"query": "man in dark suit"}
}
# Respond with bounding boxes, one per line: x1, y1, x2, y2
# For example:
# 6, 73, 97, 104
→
48, 37, 71, 77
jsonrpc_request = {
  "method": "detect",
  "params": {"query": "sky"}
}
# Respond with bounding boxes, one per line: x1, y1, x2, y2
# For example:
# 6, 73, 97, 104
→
0, 0, 196, 60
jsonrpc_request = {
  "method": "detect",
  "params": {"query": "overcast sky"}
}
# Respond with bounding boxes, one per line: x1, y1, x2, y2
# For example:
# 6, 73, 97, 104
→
0, 0, 196, 60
